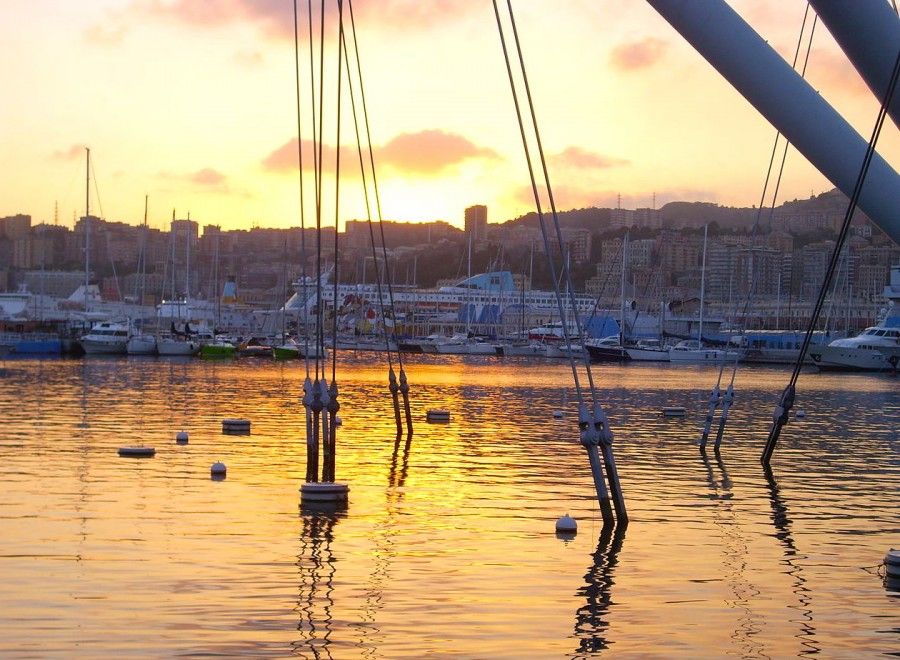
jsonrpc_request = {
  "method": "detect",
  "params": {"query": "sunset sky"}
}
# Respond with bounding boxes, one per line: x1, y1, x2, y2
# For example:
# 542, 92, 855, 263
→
2, 0, 898, 232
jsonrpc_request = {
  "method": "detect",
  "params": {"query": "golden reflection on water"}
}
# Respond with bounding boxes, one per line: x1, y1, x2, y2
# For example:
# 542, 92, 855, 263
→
0, 354, 896, 657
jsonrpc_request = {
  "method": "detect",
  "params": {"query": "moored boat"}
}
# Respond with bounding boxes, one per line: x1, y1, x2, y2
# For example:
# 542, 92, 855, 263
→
126, 333, 157, 355
79, 321, 131, 355
200, 337, 236, 359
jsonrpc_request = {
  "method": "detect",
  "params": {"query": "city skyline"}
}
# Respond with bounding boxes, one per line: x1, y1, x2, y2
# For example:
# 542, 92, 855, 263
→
2, 1, 899, 232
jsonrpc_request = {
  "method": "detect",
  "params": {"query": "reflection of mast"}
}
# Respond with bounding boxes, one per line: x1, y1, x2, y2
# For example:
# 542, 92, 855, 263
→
573, 524, 625, 653
764, 466, 819, 655
355, 434, 414, 655
294, 512, 342, 659
700, 449, 764, 657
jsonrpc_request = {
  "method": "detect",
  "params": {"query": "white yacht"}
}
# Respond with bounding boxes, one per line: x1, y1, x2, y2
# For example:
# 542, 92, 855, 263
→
809, 325, 899, 371
126, 333, 157, 355
668, 339, 742, 363
811, 264, 900, 371
625, 338, 670, 362
157, 335, 202, 356
79, 321, 132, 355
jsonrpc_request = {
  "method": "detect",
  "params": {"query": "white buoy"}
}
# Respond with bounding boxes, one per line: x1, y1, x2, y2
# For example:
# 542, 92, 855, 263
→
118, 446, 156, 458
222, 418, 251, 434
662, 406, 687, 418
795, 410, 806, 419
426, 409, 450, 423
553, 410, 564, 419
301, 482, 349, 503
175, 431, 189, 444
210, 461, 227, 478
555, 513, 577, 535
886, 549, 900, 579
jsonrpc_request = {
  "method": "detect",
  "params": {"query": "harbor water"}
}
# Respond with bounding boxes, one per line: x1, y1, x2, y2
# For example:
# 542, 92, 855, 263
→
0, 354, 896, 657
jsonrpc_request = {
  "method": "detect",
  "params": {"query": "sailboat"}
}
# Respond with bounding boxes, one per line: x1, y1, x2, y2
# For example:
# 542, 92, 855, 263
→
157, 213, 201, 356
585, 235, 629, 362
77, 148, 135, 356
127, 195, 158, 355
668, 224, 742, 363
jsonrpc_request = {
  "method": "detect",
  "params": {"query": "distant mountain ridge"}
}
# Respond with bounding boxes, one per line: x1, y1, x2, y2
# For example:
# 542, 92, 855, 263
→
503, 188, 857, 233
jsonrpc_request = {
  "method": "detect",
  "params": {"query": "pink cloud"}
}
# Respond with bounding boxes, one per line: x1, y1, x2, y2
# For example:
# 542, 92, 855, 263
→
610, 37, 668, 72
128, 0, 474, 40
807, 48, 871, 98
551, 147, 629, 170
262, 138, 363, 176
52, 145, 86, 161
233, 50, 264, 67
377, 130, 498, 174
83, 21, 128, 46
263, 130, 497, 176
190, 168, 227, 186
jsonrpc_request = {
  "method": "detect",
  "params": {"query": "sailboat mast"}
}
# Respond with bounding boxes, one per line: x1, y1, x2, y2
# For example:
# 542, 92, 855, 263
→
466, 231, 472, 333
698, 223, 708, 346
185, 212, 191, 301
140, 195, 148, 306
84, 147, 91, 308
620, 233, 628, 345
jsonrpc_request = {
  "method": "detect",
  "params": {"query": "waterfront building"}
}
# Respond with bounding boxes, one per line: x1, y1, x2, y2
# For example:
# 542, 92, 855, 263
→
464, 205, 488, 243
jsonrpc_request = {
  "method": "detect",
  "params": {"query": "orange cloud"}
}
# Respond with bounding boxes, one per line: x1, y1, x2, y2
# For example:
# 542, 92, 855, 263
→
189, 168, 227, 186
262, 138, 363, 176
156, 168, 246, 195
610, 37, 668, 72
263, 130, 496, 177
550, 147, 629, 170
807, 48, 871, 99
129, 0, 475, 39
377, 130, 498, 174
83, 21, 128, 46
52, 144, 86, 160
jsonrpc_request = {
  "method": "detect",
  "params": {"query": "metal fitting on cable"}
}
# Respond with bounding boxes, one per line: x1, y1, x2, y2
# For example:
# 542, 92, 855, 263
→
579, 404, 598, 448
327, 380, 339, 414
773, 384, 795, 426
302, 377, 313, 408
593, 406, 614, 447
388, 368, 399, 394
311, 378, 325, 413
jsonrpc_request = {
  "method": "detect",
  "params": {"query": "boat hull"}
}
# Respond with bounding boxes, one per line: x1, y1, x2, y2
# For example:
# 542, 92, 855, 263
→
624, 347, 670, 361
200, 344, 235, 359
273, 346, 300, 360
126, 335, 157, 355
80, 339, 128, 355
158, 339, 200, 356
668, 348, 742, 363
809, 344, 895, 371
585, 345, 629, 362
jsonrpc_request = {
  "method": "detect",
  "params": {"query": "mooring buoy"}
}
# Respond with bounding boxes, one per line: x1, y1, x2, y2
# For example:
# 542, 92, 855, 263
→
300, 482, 349, 504
885, 549, 900, 580
795, 410, 806, 419
118, 446, 156, 458
426, 409, 450, 423
553, 410, 564, 419
222, 418, 251, 435
555, 513, 577, 535
175, 431, 189, 444
210, 461, 227, 478
662, 406, 687, 418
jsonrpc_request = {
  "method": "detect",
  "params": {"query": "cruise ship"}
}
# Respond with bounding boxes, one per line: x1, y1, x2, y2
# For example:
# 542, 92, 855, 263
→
282, 270, 664, 339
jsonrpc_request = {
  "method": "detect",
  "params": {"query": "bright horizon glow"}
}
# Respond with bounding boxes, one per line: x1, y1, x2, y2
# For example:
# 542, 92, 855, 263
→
1, 1, 897, 232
